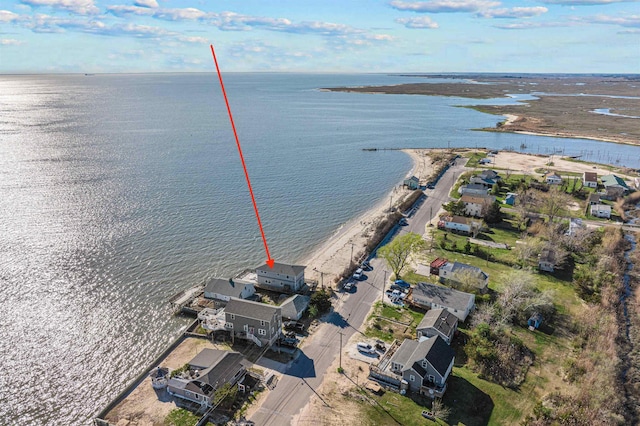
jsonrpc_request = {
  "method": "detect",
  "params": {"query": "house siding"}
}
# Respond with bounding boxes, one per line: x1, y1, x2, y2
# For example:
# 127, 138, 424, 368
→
256, 270, 304, 293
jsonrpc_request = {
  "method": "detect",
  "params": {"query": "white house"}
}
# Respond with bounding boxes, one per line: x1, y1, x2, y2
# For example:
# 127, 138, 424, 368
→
204, 278, 256, 304
255, 262, 305, 293
590, 204, 612, 219
545, 172, 563, 185
583, 172, 598, 188
439, 215, 479, 234
460, 194, 495, 218
438, 262, 489, 293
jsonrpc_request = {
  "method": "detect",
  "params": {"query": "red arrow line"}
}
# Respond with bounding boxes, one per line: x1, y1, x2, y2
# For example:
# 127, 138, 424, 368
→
210, 44, 274, 269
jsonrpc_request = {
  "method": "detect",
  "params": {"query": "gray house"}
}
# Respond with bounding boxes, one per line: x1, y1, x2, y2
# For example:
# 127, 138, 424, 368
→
369, 337, 455, 398
255, 262, 306, 293
416, 309, 458, 345
167, 349, 248, 407
204, 278, 256, 305
280, 294, 310, 321
458, 183, 490, 196
439, 261, 489, 294
404, 175, 420, 190
224, 299, 282, 347
410, 282, 475, 321
470, 170, 501, 187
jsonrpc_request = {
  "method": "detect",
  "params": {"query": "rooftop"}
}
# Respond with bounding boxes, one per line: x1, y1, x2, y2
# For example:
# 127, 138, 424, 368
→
583, 171, 598, 182
417, 308, 458, 339
256, 262, 305, 276
280, 294, 310, 319
389, 336, 455, 377
412, 282, 474, 312
602, 174, 629, 189
225, 298, 281, 322
204, 278, 252, 299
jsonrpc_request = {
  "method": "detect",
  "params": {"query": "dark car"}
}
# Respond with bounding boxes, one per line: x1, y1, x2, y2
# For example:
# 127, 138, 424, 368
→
283, 321, 304, 332
394, 279, 411, 289
361, 260, 373, 271
277, 337, 298, 348
284, 331, 297, 339
399, 218, 408, 226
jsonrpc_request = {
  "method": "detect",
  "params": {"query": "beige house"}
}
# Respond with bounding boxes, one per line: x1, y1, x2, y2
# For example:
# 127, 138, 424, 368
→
583, 172, 598, 188
460, 194, 495, 218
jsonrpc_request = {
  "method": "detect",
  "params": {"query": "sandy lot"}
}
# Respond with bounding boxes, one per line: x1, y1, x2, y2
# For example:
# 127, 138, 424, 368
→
104, 337, 219, 426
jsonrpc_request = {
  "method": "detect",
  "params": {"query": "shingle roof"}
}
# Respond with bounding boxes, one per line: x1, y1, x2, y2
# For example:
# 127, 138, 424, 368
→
440, 262, 488, 284
460, 194, 494, 204
225, 298, 281, 322
389, 336, 455, 378
256, 262, 305, 276
280, 294, 310, 319
412, 282, 474, 312
204, 278, 249, 299
479, 170, 499, 179
583, 172, 597, 182
417, 308, 458, 339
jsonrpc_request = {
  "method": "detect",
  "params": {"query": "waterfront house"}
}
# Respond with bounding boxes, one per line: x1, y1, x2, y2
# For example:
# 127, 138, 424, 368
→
504, 193, 517, 206
368, 336, 455, 398
470, 170, 501, 187
438, 261, 489, 294
416, 309, 458, 344
590, 204, 612, 219
429, 258, 448, 276
204, 278, 256, 305
279, 294, 310, 321
438, 215, 482, 235
458, 183, 490, 196
460, 194, 495, 218
224, 299, 282, 347
255, 262, 305, 293
602, 174, 630, 200
167, 349, 249, 407
588, 193, 601, 206
583, 172, 598, 188
410, 282, 475, 321
404, 176, 420, 190
538, 248, 556, 273
545, 172, 563, 185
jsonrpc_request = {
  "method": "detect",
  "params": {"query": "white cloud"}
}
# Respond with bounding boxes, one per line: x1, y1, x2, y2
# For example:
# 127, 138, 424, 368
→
395, 16, 439, 28
134, 0, 158, 8
478, 6, 548, 18
494, 21, 573, 29
176, 35, 209, 44
581, 14, 640, 27
153, 7, 210, 21
0, 10, 20, 21
21, 0, 99, 15
538, 0, 638, 5
106, 5, 154, 17
1, 38, 26, 45
390, 0, 500, 13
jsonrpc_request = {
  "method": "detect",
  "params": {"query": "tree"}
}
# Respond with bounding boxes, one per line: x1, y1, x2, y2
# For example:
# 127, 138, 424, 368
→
431, 398, 451, 421
310, 289, 332, 314
493, 270, 554, 326
378, 232, 426, 278
443, 200, 465, 216
538, 187, 571, 223
483, 201, 503, 224
213, 382, 238, 409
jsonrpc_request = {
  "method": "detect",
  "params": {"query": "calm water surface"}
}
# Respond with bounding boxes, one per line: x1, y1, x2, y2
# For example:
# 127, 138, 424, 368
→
1, 73, 638, 424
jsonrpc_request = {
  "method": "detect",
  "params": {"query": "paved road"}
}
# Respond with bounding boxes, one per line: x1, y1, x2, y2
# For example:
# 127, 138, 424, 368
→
249, 157, 468, 426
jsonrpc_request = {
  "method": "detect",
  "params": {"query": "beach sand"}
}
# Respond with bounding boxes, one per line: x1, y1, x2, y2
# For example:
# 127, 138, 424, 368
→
299, 149, 435, 287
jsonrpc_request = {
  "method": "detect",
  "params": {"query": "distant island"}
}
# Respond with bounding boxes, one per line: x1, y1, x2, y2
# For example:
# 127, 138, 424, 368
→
325, 75, 640, 146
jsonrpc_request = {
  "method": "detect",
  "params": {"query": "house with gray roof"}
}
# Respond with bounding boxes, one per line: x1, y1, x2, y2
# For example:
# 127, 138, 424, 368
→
255, 262, 306, 293
204, 278, 256, 305
369, 336, 455, 398
439, 261, 489, 294
404, 175, 420, 190
601, 174, 630, 199
470, 170, 501, 187
224, 299, 282, 347
458, 183, 490, 196
416, 309, 458, 345
410, 282, 475, 321
460, 193, 496, 217
280, 294, 310, 321
167, 349, 249, 407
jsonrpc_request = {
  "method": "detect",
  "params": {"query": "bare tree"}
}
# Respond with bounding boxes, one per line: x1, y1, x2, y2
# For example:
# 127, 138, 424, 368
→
537, 187, 571, 223
431, 398, 451, 421
513, 235, 544, 268
493, 270, 554, 326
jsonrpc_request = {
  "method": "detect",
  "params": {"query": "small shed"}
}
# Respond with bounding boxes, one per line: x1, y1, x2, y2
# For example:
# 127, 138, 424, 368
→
504, 193, 516, 206
404, 176, 420, 190
430, 258, 448, 276
528, 312, 543, 330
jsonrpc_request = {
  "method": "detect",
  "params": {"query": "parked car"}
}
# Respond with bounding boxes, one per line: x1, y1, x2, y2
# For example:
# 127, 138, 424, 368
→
399, 218, 408, 226
375, 340, 386, 352
343, 281, 355, 292
422, 410, 436, 420
284, 331, 297, 339
361, 260, 372, 271
389, 284, 403, 291
277, 337, 297, 348
353, 268, 364, 280
394, 279, 411, 289
357, 342, 377, 355
284, 321, 304, 332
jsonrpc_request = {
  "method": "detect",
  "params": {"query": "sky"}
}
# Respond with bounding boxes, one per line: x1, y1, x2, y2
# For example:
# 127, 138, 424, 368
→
0, 0, 638, 73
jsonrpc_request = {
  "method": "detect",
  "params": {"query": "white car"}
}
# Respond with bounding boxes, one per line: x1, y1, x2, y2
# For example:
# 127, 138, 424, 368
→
353, 268, 364, 280
357, 342, 376, 355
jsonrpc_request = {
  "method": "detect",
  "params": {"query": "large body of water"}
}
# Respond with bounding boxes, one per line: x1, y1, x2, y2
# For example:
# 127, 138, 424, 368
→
1, 73, 639, 425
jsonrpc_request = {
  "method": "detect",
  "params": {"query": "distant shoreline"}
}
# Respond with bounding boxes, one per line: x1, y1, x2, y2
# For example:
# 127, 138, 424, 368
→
324, 75, 640, 147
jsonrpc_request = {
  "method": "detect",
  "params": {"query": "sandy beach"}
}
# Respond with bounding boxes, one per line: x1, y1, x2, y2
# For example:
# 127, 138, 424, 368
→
299, 149, 435, 287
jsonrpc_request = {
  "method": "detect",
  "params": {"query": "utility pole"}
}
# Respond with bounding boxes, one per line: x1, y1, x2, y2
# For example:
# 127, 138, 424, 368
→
350, 243, 354, 265
382, 270, 387, 305
338, 331, 343, 372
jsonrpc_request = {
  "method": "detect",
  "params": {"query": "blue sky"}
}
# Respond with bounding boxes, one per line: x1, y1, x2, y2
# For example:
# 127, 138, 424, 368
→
0, 0, 638, 73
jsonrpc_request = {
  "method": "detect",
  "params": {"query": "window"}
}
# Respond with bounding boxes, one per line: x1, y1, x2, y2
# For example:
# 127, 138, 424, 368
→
260, 320, 265, 326
422, 361, 427, 369
230, 314, 235, 320
243, 324, 249, 331
226, 323, 233, 329
258, 328, 266, 336
428, 375, 436, 382
409, 375, 415, 382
